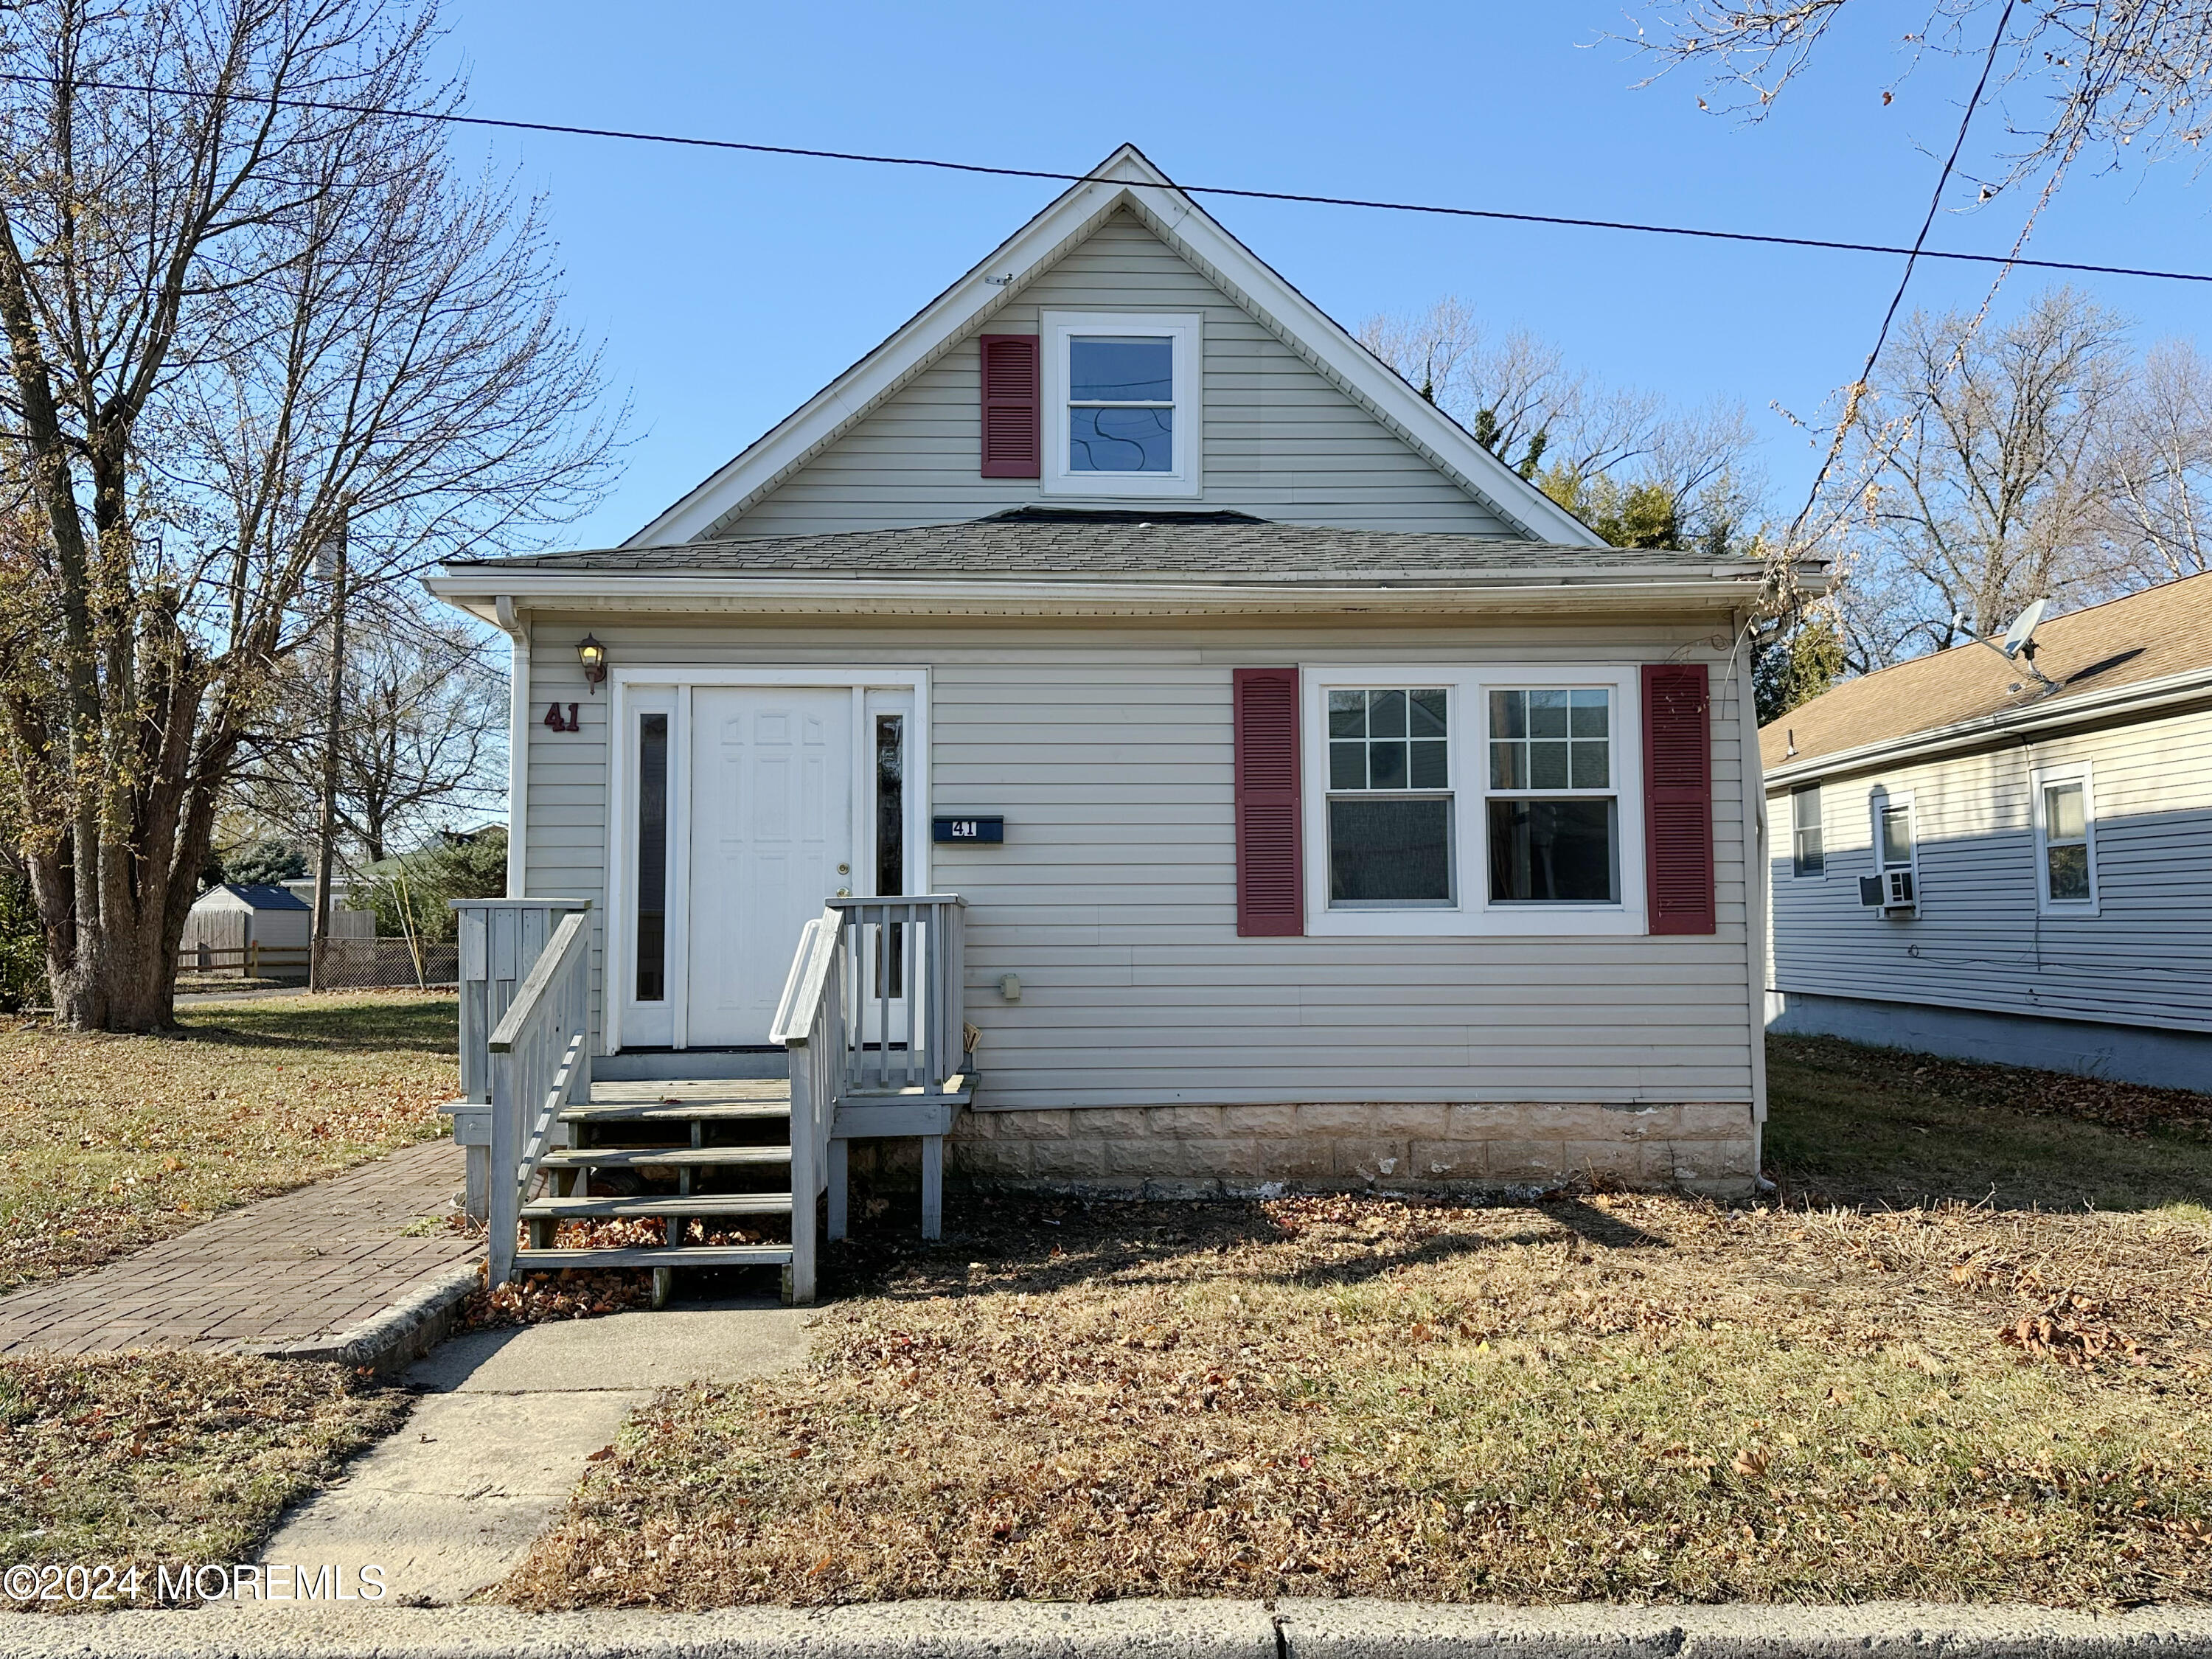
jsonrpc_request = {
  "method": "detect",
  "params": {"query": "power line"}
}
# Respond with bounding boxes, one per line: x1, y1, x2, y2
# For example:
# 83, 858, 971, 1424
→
2, 70, 2208, 288
1781, 0, 2022, 559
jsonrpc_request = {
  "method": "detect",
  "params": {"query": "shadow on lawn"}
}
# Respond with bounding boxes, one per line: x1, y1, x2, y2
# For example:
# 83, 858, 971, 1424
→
827, 1194, 1663, 1302
169, 994, 456, 1057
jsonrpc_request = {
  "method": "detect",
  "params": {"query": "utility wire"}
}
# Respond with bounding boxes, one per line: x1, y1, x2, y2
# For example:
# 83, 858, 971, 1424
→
1781, 0, 2023, 560
1, 69, 2207, 288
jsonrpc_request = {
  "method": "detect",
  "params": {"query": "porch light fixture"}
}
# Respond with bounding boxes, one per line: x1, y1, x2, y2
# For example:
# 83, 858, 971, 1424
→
577, 633, 608, 692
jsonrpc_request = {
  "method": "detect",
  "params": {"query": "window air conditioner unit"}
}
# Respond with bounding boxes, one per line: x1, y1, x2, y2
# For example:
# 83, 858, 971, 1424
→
1858, 871, 1916, 913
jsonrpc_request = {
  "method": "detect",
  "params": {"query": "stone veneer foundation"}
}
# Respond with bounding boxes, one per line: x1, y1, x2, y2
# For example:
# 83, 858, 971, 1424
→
948, 1102, 1759, 1199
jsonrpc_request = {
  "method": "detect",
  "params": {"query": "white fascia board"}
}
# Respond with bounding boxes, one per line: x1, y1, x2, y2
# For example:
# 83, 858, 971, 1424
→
1762, 666, 2212, 790
422, 570, 1762, 619
625, 145, 1596, 549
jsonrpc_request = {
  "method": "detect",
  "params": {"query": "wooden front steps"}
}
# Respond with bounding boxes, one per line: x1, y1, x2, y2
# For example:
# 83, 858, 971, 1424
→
517, 1077, 799, 1300
535, 1146, 793, 1171
507, 1071, 977, 1301
521, 1192, 794, 1222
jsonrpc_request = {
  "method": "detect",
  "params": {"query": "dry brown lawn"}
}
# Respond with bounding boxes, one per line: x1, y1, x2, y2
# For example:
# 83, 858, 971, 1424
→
509, 1038, 2212, 1611
0, 992, 457, 1291
0, 1352, 406, 1607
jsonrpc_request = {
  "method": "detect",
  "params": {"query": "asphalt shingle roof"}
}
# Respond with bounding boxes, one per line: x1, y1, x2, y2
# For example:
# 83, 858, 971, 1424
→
1761, 571, 2212, 773
445, 509, 1749, 582
211, 883, 311, 911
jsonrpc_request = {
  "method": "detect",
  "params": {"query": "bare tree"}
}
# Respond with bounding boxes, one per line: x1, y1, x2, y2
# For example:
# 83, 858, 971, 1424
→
2098, 337, 2212, 582
1826, 288, 2129, 666
1357, 297, 1676, 481
1621, 2, 2212, 196
0, 0, 616, 1030
1356, 296, 1765, 546
238, 609, 506, 863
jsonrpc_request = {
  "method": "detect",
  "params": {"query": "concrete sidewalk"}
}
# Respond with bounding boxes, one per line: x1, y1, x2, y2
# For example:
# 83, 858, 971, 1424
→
251, 1300, 813, 1606
5, 1599, 2211, 1658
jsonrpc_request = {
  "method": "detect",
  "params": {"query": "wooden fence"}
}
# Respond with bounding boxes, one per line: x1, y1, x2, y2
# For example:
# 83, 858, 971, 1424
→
174, 942, 312, 978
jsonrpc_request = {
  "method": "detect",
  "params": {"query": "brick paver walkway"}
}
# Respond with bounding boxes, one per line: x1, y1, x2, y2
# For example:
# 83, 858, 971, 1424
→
0, 1139, 479, 1355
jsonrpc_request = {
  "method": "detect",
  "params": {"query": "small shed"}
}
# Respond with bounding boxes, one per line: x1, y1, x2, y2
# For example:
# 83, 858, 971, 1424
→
184, 883, 312, 977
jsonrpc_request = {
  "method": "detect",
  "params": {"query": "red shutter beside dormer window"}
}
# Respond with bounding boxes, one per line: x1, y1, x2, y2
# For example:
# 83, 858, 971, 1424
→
978, 334, 1040, 478
1642, 663, 1716, 936
1234, 668, 1303, 937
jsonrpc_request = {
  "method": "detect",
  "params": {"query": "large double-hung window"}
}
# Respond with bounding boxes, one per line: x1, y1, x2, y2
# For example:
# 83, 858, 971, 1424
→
1302, 667, 1646, 935
1326, 688, 1454, 907
1485, 687, 1618, 904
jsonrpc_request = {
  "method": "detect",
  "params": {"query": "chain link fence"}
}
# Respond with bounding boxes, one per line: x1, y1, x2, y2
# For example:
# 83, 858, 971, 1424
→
312, 937, 459, 990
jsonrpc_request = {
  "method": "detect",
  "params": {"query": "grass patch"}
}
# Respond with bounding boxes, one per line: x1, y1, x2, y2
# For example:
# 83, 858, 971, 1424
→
0, 1352, 406, 1606
0, 991, 458, 1292
509, 1036, 2212, 1610
1766, 1034, 2212, 1211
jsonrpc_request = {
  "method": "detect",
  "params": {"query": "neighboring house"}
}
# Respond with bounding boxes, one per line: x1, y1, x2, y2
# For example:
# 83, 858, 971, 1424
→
1761, 573, 2212, 1091
427, 145, 1805, 1293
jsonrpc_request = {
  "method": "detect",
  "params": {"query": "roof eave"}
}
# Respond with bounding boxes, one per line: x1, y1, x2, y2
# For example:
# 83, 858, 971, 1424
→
425, 568, 1768, 623
1761, 665, 2212, 787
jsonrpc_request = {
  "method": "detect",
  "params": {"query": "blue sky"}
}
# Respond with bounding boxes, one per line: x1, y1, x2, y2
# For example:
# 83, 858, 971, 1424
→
434, 1, 2209, 551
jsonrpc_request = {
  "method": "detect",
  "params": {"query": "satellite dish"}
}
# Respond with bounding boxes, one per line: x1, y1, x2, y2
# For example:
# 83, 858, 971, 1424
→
2000, 598, 2048, 660
1973, 597, 2059, 691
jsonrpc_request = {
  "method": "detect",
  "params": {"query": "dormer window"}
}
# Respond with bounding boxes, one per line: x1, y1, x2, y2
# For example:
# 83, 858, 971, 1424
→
1040, 311, 1200, 497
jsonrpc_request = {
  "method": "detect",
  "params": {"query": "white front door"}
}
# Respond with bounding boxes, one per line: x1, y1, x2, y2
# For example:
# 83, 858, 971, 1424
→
686, 687, 855, 1046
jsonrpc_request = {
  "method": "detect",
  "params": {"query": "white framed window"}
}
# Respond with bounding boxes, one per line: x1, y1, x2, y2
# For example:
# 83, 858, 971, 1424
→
2032, 762, 2098, 915
1484, 686, 1621, 908
1790, 785, 1824, 877
1300, 664, 1646, 937
1039, 310, 1200, 498
1324, 687, 1455, 910
1863, 786, 1919, 913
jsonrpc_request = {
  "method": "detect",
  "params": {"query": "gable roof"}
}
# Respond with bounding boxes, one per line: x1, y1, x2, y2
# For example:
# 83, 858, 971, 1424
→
628, 145, 1594, 549
1761, 572, 2212, 780
201, 882, 311, 911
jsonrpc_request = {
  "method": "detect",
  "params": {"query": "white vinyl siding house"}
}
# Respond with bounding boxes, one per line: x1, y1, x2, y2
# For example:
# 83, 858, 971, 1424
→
1764, 577, 2212, 1091
514, 613, 1759, 1110
435, 145, 1785, 1208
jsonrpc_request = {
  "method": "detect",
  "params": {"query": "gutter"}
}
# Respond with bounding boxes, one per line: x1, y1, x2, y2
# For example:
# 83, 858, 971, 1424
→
425, 570, 1781, 623
493, 596, 529, 897
1763, 666, 2212, 790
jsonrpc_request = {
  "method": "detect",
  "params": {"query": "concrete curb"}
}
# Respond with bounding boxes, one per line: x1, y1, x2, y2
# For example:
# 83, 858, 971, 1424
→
4, 1599, 2211, 1658
242, 1262, 481, 1374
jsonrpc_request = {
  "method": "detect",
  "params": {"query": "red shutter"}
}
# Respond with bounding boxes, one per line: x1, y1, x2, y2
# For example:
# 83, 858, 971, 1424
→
1234, 668, 1303, 937
1642, 664, 1715, 935
978, 334, 1040, 479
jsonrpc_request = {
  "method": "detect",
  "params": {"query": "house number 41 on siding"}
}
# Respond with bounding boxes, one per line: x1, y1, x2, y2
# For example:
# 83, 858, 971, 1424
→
543, 701, 581, 733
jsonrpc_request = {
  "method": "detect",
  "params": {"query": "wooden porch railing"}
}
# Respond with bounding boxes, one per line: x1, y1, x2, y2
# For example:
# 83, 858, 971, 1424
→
832, 895, 969, 1096
768, 909, 844, 1305
453, 899, 593, 1105
485, 906, 594, 1287
771, 896, 969, 1296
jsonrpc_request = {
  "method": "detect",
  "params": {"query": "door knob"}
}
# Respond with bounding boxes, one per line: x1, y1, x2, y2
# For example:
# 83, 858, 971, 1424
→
836, 888, 851, 897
